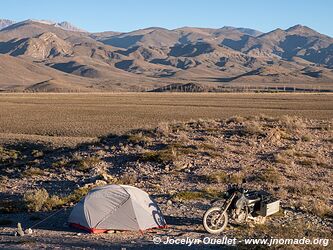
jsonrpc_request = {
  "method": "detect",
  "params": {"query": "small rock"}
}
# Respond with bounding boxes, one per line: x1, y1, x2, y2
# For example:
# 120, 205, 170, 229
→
77, 233, 82, 236
17, 223, 24, 237
24, 228, 33, 235
107, 230, 115, 234
167, 200, 173, 206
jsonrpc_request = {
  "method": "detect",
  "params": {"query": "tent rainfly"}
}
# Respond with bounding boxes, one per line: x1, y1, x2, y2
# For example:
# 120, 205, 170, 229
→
68, 184, 166, 233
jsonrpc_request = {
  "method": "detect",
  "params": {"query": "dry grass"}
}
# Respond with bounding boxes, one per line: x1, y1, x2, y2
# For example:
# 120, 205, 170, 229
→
75, 156, 102, 172
0, 93, 331, 143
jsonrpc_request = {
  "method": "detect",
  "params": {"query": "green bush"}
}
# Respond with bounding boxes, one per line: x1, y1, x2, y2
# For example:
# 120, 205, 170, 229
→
24, 189, 50, 212
23, 188, 64, 212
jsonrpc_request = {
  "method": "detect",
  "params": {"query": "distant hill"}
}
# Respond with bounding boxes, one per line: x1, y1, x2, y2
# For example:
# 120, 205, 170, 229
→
56, 21, 87, 32
0, 19, 15, 30
0, 19, 332, 92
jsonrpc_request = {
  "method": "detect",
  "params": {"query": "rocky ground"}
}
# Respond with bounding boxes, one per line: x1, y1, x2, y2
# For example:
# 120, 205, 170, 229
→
0, 115, 332, 249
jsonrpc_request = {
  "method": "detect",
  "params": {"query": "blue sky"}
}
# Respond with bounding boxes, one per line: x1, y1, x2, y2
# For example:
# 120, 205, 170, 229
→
1, 0, 332, 36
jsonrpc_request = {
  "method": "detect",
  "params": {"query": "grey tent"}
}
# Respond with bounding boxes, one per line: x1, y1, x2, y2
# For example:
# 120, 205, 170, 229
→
68, 184, 166, 233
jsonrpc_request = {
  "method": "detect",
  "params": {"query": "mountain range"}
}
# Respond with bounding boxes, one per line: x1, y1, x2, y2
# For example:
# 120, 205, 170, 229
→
0, 19, 332, 92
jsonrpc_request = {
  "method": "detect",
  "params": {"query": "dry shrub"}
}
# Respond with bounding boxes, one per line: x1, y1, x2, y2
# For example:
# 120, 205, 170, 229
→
195, 119, 219, 129
95, 149, 106, 157
76, 156, 102, 172
199, 142, 217, 151
280, 115, 306, 132
31, 150, 44, 158
171, 122, 188, 132
204, 171, 228, 183
297, 159, 313, 167
273, 153, 289, 164
99, 171, 117, 183
226, 116, 246, 124
51, 159, 69, 168
156, 122, 171, 136
64, 187, 90, 204
311, 200, 332, 218
281, 148, 295, 157
316, 159, 330, 169
23, 167, 45, 177
125, 132, 151, 145
140, 143, 196, 164
287, 182, 313, 196
229, 172, 244, 184
301, 134, 312, 142
0, 146, 19, 163
43, 195, 65, 211
197, 118, 208, 128
199, 140, 223, 158
294, 151, 316, 158
118, 172, 138, 185
177, 131, 190, 142
257, 167, 282, 184
24, 189, 47, 212
243, 121, 264, 135
140, 148, 177, 163
259, 114, 278, 122
24, 188, 65, 212
276, 188, 288, 200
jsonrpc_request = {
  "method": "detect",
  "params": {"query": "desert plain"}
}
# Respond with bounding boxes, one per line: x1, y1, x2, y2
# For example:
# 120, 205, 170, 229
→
0, 92, 332, 249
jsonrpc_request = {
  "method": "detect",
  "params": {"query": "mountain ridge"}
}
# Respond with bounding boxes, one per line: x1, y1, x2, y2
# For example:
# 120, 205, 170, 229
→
0, 18, 332, 92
